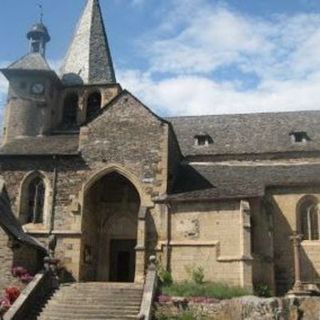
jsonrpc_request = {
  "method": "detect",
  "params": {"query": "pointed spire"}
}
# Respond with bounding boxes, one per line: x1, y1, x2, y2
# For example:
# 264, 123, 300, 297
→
60, 0, 116, 86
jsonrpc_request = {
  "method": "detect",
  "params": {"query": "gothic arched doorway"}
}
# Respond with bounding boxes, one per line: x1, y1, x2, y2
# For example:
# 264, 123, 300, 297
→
80, 172, 140, 282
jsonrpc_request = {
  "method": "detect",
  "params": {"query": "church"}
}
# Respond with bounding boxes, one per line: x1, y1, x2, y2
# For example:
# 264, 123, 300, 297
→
0, 0, 320, 300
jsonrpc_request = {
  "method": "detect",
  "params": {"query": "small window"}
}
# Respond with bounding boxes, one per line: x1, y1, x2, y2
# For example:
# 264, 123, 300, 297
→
194, 134, 213, 146
27, 177, 45, 224
62, 93, 78, 126
299, 198, 320, 240
86, 92, 102, 119
290, 131, 310, 143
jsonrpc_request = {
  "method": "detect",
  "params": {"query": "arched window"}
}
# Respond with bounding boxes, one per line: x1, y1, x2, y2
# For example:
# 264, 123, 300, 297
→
62, 93, 78, 125
26, 177, 45, 224
86, 92, 101, 119
299, 198, 320, 240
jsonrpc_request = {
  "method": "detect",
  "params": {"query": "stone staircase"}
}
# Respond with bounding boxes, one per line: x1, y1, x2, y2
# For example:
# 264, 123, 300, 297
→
37, 282, 143, 320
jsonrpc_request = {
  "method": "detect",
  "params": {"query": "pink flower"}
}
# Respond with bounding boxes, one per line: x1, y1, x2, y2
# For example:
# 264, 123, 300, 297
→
157, 295, 172, 303
0, 297, 11, 314
20, 273, 34, 284
12, 266, 28, 278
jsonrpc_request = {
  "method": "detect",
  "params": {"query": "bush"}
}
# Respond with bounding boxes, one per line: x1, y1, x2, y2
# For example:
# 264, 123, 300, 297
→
161, 281, 251, 300
157, 265, 173, 286
189, 266, 205, 285
254, 283, 272, 297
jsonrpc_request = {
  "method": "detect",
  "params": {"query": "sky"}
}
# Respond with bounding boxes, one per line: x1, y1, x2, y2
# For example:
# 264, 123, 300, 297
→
1, 0, 320, 117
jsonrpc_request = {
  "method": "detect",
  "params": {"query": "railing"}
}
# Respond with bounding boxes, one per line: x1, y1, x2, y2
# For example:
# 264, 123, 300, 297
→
137, 256, 158, 320
4, 256, 59, 320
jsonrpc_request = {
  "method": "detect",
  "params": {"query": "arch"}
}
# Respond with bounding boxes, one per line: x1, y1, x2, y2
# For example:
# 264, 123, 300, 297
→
86, 91, 102, 119
81, 164, 150, 208
80, 167, 143, 282
18, 171, 51, 227
62, 92, 79, 125
296, 195, 320, 240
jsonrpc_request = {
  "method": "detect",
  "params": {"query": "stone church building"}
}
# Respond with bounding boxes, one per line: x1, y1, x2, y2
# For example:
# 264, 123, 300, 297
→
0, 0, 320, 297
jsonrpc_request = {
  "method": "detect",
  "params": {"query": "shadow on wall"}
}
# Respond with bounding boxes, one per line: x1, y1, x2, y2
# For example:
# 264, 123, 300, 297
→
300, 246, 320, 284
172, 165, 214, 194
269, 197, 319, 296
146, 208, 159, 261
269, 197, 295, 296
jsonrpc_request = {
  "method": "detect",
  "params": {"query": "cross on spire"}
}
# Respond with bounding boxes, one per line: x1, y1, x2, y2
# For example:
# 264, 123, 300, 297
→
37, 3, 44, 23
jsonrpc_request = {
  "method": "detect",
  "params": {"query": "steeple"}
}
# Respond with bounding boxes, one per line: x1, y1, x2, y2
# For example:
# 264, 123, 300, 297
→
60, 0, 116, 86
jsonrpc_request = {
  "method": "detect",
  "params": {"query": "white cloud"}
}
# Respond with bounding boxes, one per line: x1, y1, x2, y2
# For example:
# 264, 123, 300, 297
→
119, 69, 320, 116
0, 63, 9, 122
119, 0, 320, 115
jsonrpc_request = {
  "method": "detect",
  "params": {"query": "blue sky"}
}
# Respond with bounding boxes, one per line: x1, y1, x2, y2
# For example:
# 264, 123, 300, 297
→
1, 0, 320, 116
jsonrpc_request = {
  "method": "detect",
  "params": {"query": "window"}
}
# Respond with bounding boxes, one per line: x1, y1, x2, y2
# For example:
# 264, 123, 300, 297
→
299, 198, 320, 240
86, 92, 102, 119
194, 134, 213, 146
290, 131, 310, 143
62, 93, 78, 125
26, 177, 45, 224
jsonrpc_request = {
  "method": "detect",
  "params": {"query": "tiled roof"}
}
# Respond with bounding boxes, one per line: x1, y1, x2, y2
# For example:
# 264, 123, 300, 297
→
167, 111, 320, 157
168, 162, 320, 201
6, 53, 51, 71
0, 134, 79, 156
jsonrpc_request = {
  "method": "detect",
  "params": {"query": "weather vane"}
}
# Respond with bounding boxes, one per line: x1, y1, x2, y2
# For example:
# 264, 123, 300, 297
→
37, 2, 44, 23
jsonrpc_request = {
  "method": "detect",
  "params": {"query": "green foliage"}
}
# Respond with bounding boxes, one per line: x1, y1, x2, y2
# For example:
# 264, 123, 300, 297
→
157, 265, 173, 286
254, 283, 272, 297
155, 310, 207, 320
187, 266, 205, 285
161, 281, 251, 300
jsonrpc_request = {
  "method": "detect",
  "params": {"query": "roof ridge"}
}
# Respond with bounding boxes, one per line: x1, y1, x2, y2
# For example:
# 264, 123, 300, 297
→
166, 109, 320, 120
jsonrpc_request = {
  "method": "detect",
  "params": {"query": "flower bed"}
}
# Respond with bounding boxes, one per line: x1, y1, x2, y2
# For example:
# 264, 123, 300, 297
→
0, 266, 34, 316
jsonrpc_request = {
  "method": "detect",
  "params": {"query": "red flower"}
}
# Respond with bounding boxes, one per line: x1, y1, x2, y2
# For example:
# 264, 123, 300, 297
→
5, 287, 20, 304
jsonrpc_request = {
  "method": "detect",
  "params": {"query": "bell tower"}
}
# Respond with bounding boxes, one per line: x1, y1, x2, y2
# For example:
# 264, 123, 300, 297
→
27, 22, 51, 56
0, 20, 59, 144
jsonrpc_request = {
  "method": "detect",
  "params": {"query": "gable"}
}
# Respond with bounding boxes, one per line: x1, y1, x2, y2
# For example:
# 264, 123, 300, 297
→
86, 90, 166, 127
79, 91, 168, 185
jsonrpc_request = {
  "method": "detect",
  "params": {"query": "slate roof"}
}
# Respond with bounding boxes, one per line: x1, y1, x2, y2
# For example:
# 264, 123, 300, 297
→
0, 178, 46, 252
6, 52, 51, 71
167, 111, 320, 157
168, 162, 320, 201
60, 0, 116, 85
0, 134, 79, 156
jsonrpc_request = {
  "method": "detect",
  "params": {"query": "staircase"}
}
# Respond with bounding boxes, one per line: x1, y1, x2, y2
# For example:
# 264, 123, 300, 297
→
37, 282, 143, 320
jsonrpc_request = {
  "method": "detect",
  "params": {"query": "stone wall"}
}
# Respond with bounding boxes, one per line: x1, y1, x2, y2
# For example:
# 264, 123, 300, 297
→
0, 91, 170, 281
0, 227, 15, 292
155, 296, 320, 320
160, 200, 250, 287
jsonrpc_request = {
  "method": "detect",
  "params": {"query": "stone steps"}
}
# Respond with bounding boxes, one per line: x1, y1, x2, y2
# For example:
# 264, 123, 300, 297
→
37, 282, 143, 320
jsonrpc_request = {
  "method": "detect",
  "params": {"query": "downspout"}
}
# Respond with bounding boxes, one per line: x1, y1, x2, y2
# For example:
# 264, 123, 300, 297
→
165, 201, 172, 271
49, 155, 58, 235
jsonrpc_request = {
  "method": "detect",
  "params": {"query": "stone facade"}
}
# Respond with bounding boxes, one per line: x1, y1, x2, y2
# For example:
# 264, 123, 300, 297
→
0, 0, 320, 298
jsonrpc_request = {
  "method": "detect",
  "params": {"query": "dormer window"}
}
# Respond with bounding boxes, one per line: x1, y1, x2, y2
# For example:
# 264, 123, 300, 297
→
194, 134, 213, 146
290, 131, 310, 144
